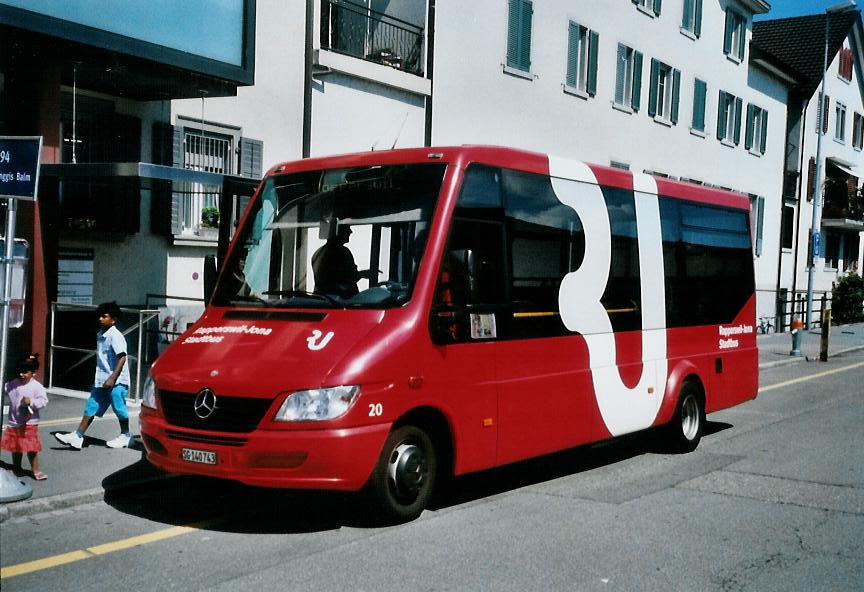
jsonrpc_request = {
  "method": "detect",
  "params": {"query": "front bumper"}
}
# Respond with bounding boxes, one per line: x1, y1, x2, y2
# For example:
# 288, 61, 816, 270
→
140, 411, 390, 491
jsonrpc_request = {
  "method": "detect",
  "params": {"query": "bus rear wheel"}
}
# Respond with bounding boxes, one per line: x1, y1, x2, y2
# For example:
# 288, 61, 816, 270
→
666, 382, 705, 453
367, 425, 437, 523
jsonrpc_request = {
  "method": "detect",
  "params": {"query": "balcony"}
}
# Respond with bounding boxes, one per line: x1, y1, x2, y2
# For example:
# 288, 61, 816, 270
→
320, 0, 425, 77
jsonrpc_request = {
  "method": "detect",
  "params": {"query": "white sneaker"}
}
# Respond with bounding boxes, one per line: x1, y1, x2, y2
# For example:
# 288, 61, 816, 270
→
106, 434, 132, 449
54, 431, 84, 450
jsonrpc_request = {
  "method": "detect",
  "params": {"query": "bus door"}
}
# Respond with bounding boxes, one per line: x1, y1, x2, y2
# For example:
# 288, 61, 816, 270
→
491, 168, 595, 465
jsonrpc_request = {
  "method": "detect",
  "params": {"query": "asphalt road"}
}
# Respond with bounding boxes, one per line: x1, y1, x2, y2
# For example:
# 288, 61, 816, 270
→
2, 350, 863, 591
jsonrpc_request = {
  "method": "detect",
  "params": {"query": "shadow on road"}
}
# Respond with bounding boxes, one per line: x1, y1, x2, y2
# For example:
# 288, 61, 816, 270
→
105, 421, 733, 533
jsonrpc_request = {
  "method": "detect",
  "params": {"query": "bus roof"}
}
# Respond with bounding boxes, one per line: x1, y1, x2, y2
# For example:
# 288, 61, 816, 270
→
266, 145, 750, 210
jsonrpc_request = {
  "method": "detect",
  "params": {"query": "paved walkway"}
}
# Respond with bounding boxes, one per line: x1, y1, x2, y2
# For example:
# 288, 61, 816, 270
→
2, 322, 862, 521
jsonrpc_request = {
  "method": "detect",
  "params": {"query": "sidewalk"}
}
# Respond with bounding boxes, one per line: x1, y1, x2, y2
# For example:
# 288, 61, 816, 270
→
2, 323, 863, 522
756, 321, 864, 368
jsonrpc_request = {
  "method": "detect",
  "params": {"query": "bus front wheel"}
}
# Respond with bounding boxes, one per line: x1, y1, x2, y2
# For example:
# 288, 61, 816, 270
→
666, 382, 705, 453
367, 425, 437, 523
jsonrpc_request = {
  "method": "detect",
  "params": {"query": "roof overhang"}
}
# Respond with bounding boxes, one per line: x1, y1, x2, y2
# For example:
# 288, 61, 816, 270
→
735, 0, 772, 15
40, 162, 259, 189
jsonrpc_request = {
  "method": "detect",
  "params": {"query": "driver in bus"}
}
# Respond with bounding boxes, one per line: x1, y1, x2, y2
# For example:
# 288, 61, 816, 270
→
312, 225, 361, 299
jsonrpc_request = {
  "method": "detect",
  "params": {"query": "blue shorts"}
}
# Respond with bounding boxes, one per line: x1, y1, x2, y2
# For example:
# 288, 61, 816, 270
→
84, 384, 130, 420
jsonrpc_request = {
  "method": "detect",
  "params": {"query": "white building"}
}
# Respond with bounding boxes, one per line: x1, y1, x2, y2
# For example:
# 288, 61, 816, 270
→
754, 9, 864, 326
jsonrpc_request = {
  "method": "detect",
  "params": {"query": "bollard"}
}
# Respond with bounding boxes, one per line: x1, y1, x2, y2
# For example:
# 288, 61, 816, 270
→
820, 308, 831, 362
789, 318, 804, 356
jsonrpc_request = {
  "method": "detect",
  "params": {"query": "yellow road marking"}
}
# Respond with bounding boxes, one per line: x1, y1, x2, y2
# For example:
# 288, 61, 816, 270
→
759, 360, 864, 393
1, 522, 208, 579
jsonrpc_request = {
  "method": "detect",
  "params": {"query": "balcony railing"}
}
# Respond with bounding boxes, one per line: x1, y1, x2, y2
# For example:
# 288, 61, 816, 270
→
320, 0, 425, 76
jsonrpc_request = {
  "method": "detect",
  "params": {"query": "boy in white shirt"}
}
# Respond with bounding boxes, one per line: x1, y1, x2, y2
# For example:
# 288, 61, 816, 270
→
55, 301, 133, 450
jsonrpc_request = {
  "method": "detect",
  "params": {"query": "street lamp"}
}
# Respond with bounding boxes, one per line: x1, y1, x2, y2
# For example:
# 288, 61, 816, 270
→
806, 0, 859, 329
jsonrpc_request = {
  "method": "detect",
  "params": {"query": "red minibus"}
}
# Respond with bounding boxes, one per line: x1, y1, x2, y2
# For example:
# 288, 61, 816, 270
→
140, 146, 758, 522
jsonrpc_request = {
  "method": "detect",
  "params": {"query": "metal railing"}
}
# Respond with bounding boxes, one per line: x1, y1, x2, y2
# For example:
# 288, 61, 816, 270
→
320, 0, 425, 76
759, 289, 831, 334
48, 302, 160, 402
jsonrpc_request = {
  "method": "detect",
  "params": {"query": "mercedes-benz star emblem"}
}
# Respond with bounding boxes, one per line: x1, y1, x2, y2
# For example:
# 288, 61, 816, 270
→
193, 388, 217, 419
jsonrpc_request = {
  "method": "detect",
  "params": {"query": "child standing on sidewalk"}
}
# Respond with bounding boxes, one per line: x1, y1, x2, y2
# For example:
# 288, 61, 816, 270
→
55, 301, 133, 450
1, 354, 49, 480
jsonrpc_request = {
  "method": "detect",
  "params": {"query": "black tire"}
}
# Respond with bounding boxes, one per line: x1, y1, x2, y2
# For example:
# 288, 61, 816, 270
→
366, 425, 437, 524
666, 381, 705, 453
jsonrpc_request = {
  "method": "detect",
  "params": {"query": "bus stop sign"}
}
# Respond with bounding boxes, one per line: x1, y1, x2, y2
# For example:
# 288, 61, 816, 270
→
0, 136, 42, 201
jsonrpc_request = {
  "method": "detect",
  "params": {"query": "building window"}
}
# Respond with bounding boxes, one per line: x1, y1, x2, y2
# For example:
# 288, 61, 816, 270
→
506, 0, 533, 73
681, 0, 702, 37
614, 44, 643, 112
565, 22, 598, 97
723, 8, 746, 62
717, 90, 742, 145
633, 0, 661, 17
853, 112, 864, 150
838, 47, 854, 82
691, 78, 707, 133
835, 102, 847, 142
749, 194, 765, 257
781, 204, 794, 250
648, 59, 680, 123
745, 104, 768, 154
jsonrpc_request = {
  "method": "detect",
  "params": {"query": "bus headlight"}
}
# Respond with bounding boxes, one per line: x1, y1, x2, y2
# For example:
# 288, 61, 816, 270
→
274, 385, 360, 421
141, 374, 158, 409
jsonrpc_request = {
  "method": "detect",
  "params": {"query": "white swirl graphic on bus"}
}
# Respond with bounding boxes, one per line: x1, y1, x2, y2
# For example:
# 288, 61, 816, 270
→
550, 157, 667, 437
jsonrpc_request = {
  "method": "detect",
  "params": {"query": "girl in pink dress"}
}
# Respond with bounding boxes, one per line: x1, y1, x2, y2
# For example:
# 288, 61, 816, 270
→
1, 354, 49, 480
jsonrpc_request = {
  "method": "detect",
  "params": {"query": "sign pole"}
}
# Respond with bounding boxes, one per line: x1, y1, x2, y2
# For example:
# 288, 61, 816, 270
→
0, 136, 42, 503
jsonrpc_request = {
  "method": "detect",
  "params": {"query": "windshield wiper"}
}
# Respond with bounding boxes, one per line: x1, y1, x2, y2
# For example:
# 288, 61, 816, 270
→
263, 290, 339, 305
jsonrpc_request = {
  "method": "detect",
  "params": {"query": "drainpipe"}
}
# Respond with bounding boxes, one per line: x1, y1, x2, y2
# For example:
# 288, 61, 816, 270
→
424, 0, 435, 147
303, 0, 314, 158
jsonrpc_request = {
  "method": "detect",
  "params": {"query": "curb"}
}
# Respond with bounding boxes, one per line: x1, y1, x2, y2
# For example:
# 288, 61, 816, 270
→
0, 472, 179, 523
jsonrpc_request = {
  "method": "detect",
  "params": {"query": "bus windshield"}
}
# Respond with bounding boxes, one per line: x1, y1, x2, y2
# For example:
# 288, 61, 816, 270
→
212, 163, 446, 309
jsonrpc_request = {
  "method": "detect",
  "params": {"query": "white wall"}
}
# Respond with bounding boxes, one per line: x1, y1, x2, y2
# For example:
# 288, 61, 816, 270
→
172, 0, 307, 171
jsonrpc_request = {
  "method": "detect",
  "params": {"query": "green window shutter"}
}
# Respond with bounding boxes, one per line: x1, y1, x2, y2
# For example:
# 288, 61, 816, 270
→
507, 0, 532, 71
760, 111, 768, 154
615, 44, 626, 105
566, 22, 578, 87
587, 30, 599, 96
671, 69, 681, 124
653, 0, 662, 17
648, 59, 659, 117
692, 78, 706, 131
682, 0, 693, 29
733, 97, 743, 145
737, 15, 746, 58
632, 51, 643, 112
723, 11, 733, 55
745, 104, 755, 150
717, 91, 726, 139
240, 137, 264, 179
694, 0, 702, 37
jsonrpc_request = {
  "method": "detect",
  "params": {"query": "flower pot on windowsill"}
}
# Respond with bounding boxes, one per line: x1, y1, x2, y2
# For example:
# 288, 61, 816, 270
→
196, 227, 219, 240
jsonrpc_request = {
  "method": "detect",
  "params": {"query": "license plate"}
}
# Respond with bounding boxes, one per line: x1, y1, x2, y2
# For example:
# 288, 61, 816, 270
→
181, 447, 217, 465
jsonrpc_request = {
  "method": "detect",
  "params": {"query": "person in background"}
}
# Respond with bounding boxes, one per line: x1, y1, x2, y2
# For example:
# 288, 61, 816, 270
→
55, 301, 133, 450
1, 354, 49, 480
312, 225, 361, 298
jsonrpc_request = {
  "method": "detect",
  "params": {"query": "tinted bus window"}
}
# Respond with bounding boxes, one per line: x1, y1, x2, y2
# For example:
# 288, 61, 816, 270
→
660, 198, 754, 327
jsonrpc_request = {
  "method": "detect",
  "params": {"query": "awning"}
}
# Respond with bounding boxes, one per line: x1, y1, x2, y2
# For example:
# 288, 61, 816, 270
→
827, 158, 858, 179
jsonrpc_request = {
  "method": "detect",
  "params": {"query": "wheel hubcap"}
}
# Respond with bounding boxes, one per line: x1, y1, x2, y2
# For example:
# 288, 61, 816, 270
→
387, 442, 428, 500
681, 395, 700, 440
